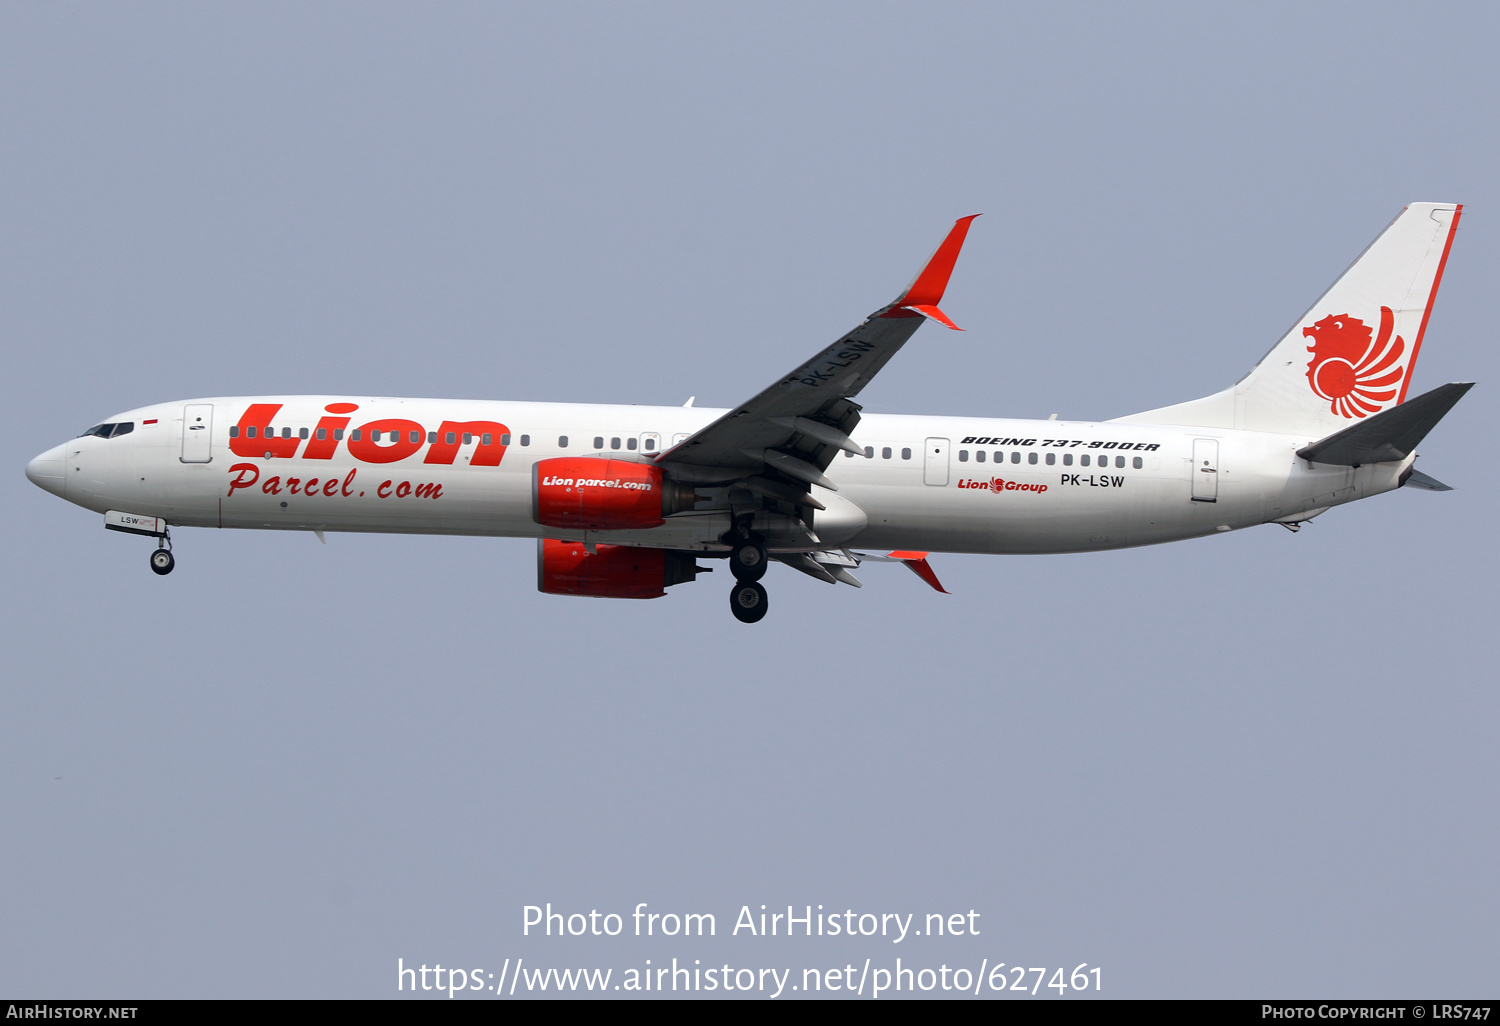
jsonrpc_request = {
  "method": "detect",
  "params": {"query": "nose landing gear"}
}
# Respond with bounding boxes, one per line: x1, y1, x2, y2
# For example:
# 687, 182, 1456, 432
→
149, 531, 174, 576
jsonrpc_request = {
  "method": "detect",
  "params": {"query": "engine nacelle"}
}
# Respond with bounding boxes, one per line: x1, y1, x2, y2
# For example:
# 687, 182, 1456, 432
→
536, 539, 705, 599
533, 457, 700, 530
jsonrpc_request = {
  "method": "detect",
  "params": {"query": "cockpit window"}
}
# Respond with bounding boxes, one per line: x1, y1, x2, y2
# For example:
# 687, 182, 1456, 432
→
78, 422, 135, 439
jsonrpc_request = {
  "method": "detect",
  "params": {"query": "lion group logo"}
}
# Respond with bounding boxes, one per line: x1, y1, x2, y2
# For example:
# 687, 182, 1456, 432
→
1303, 307, 1407, 419
956, 476, 1048, 494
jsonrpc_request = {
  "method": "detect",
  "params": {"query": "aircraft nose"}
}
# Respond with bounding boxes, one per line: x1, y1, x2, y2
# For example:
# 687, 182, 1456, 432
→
26, 443, 67, 498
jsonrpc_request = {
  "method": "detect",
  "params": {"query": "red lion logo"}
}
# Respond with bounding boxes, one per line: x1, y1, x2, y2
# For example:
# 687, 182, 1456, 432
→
1303, 307, 1406, 418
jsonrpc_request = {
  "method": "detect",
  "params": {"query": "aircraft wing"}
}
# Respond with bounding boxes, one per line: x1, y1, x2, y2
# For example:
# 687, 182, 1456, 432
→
659, 216, 979, 490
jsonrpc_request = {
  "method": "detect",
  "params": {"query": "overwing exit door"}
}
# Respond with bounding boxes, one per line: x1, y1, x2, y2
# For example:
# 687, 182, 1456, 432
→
1191, 438, 1218, 502
181, 404, 214, 463
924, 437, 949, 486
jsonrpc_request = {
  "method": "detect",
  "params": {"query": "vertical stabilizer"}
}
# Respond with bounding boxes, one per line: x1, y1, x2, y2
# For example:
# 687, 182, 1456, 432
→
1115, 203, 1461, 435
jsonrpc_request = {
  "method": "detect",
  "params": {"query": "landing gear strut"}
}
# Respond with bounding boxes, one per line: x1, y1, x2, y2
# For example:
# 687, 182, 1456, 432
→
149, 532, 175, 576
724, 516, 769, 621
730, 580, 768, 623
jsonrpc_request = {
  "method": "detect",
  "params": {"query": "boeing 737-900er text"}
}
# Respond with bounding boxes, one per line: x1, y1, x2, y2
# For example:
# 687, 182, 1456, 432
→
26, 204, 1473, 622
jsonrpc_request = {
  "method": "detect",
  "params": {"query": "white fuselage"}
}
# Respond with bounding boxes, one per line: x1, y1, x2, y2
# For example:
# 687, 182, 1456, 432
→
30, 396, 1410, 554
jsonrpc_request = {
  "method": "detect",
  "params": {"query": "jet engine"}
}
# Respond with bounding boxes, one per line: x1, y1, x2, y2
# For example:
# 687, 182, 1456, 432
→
532, 457, 700, 531
536, 539, 707, 599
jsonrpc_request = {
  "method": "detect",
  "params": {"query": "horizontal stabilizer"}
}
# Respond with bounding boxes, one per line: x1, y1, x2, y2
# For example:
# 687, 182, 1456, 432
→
1297, 382, 1473, 466
1402, 468, 1453, 491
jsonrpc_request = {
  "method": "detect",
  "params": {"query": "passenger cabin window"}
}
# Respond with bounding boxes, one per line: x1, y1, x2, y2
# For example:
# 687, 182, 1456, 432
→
446, 432, 457, 444
1080, 454, 1090, 466
1063, 453, 1072, 466
1132, 456, 1143, 469
611, 437, 621, 450
1011, 452, 1020, 464
594, 436, 604, 449
1116, 455, 1125, 468
482, 433, 492, 446
958, 449, 969, 462
317, 428, 327, 440
230, 426, 240, 438
643, 437, 655, 451
975, 450, 985, 462
246, 426, 257, 438
627, 437, 636, 450
1028, 452, 1038, 465
520, 434, 530, 446
558, 436, 568, 448
299, 428, 309, 439
282, 428, 292, 439
882, 447, 891, 459
351, 430, 362, 441
902, 448, 912, 460
463, 433, 473, 445
844, 450, 855, 458
501, 434, 511, 446
334, 429, 344, 441
1045, 452, 1055, 465
428, 432, 437, 444
409, 431, 420, 444
864, 446, 874, 459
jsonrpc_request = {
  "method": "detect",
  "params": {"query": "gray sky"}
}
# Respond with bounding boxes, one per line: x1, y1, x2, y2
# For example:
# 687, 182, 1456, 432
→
3, 1, 1495, 999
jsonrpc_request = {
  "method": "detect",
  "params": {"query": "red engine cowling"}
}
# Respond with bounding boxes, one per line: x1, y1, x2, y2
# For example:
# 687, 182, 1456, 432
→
536, 539, 704, 599
532, 457, 668, 530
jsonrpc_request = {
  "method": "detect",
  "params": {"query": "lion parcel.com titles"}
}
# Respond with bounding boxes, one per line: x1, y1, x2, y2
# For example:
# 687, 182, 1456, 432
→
396, 903, 1103, 998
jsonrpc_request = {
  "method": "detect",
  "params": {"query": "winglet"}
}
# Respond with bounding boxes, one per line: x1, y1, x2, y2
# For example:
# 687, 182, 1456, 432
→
888, 214, 980, 331
886, 550, 950, 594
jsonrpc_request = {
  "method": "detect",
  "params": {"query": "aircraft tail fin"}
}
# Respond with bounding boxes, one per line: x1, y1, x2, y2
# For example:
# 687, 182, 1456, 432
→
1296, 381, 1472, 466
1115, 203, 1462, 436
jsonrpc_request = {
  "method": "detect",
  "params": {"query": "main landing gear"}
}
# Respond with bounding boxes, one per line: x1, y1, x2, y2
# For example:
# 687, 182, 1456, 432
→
730, 580, 768, 623
729, 538, 767, 582
149, 533, 175, 576
726, 520, 769, 623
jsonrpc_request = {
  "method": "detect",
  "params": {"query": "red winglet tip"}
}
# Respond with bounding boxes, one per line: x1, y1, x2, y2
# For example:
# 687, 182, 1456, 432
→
885, 551, 949, 593
897, 214, 980, 309
903, 557, 950, 594
904, 304, 963, 330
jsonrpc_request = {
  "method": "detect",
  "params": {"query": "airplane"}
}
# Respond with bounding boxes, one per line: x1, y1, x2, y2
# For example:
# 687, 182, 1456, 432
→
26, 204, 1472, 623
